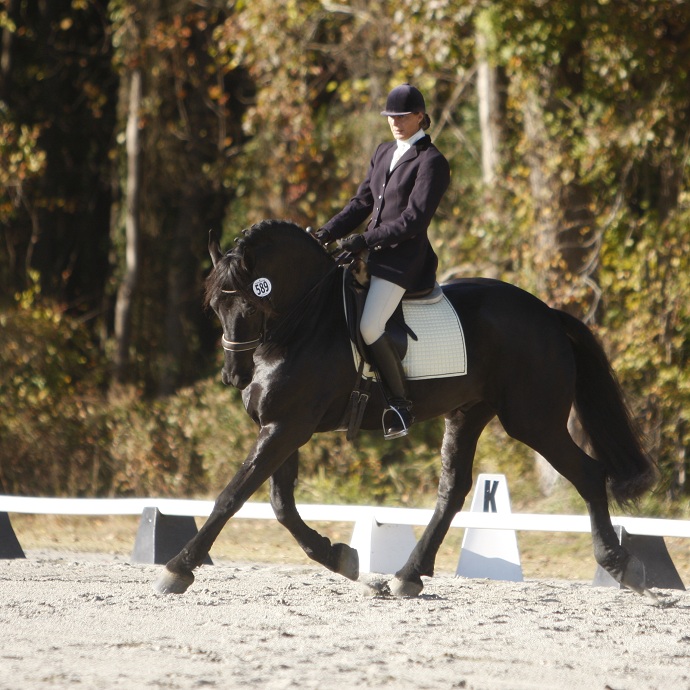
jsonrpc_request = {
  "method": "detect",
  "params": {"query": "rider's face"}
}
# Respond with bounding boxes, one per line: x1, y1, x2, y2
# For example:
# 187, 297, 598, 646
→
388, 112, 424, 141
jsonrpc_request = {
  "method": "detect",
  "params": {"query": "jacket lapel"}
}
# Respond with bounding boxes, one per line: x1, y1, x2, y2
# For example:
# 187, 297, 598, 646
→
388, 134, 429, 176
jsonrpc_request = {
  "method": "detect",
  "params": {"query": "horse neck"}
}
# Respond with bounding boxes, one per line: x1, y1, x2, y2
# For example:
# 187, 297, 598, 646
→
265, 261, 341, 347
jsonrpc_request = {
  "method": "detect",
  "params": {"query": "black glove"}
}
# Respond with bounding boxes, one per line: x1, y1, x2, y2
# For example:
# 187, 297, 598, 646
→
338, 234, 367, 254
311, 228, 333, 246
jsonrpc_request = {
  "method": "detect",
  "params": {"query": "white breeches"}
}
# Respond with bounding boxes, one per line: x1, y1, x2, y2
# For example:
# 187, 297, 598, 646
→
360, 276, 406, 345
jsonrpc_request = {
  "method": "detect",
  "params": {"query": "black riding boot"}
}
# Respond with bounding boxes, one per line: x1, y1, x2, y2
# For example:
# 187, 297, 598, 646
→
367, 333, 414, 439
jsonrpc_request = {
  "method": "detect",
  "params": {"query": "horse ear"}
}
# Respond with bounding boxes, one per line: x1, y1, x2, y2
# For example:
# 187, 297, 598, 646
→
209, 229, 223, 266
242, 248, 255, 273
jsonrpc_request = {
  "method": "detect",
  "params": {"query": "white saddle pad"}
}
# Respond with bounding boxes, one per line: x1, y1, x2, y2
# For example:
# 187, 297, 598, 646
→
349, 291, 468, 381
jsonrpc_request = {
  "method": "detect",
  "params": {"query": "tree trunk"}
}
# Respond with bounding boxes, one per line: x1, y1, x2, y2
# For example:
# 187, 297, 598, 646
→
522, 85, 559, 294
114, 69, 142, 383
0, 0, 17, 100
476, 28, 500, 188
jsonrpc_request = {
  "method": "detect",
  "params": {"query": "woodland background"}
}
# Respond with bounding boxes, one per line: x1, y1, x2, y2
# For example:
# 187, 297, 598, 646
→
1, 0, 689, 514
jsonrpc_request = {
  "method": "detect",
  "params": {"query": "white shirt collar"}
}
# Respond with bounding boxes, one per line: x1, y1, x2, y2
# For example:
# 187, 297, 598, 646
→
396, 128, 426, 150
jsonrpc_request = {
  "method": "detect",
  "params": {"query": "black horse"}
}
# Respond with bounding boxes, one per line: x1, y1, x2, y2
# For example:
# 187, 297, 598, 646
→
154, 220, 656, 597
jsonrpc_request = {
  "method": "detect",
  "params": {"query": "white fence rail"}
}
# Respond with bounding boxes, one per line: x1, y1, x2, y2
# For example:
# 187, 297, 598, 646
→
2, 494, 690, 537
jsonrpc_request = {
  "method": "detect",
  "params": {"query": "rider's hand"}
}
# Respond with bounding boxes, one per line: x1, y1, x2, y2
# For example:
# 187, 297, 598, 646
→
338, 234, 367, 254
309, 227, 333, 246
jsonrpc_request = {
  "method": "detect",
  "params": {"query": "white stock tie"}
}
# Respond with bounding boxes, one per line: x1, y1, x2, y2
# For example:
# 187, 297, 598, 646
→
390, 143, 409, 171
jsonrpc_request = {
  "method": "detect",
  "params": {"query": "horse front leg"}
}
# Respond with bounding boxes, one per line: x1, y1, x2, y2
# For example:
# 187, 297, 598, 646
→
270, 451, 359, 580
153, 424, 306, 595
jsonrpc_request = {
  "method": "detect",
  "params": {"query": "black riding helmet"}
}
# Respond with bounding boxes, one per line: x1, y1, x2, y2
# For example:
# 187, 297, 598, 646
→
380, 83, 426, 116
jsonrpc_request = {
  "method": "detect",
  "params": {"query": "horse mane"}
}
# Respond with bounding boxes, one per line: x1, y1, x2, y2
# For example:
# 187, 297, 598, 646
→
204, 220, 326, 306
204, 220, 340, 348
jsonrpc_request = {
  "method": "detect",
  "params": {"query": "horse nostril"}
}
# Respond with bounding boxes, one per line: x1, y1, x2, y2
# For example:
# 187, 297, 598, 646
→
221, 368, 251, 390
231, 375, 250, 390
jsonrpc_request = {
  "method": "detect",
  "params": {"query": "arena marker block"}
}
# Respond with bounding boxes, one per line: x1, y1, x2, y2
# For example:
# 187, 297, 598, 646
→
456, 473, 523, 582
131, 507, 212, 565
592, 525, 685, 591
350, 514, 417, 574
0, 512, 26, 559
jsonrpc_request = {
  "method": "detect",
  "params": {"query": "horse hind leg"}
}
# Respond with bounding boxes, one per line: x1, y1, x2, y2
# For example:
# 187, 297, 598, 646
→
270, 451, 359, 580
391, 404, 495, 597
502, 414, 651, 596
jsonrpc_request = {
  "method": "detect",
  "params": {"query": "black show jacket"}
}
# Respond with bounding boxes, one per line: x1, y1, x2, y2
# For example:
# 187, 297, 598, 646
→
321, 134, 450, 291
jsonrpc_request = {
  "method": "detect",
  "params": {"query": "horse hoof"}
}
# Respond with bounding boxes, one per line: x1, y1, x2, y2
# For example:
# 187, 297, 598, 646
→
620, 555, 646, 595
152, 567, 194, 595
332, 543, 359, 581
620, 555, 658, 601
389, 576, 423, 598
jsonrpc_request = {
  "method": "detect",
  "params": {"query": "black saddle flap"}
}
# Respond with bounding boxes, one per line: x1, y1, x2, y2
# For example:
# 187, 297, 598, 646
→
343, 269, 412, 364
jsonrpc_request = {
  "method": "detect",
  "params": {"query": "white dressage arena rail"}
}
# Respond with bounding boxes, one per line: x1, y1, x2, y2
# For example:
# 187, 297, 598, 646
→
1, 473, 688, 589
2, 494, 690, 537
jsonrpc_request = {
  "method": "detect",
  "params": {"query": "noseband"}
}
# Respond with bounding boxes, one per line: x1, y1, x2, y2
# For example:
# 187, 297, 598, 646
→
221, 333, 263, 352
219, 288, 265, 352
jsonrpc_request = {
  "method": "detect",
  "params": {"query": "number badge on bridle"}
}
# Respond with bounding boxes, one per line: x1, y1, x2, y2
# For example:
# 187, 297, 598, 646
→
252, 278, 272, 297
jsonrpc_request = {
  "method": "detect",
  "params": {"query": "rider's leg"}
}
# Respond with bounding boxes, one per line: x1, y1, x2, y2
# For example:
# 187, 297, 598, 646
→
360, 277, 412, 439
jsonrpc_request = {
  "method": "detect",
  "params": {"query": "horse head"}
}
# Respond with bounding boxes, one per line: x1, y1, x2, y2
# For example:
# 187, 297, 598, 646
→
205, 220, 335, 389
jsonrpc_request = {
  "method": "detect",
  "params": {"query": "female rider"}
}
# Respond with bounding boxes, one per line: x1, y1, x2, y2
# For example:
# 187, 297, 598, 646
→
315, 84, 450, 439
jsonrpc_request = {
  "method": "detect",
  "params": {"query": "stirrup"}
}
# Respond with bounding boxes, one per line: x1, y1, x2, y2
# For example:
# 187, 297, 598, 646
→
382, 406, 412, 440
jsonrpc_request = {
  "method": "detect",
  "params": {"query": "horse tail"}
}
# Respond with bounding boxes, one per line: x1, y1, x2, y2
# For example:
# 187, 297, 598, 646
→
555, 309, 657, 506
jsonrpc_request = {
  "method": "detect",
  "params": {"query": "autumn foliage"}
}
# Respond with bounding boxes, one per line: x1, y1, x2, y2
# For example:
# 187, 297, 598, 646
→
1, 1, 689, 504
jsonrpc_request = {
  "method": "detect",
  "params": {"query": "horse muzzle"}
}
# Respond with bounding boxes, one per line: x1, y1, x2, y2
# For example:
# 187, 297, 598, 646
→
222, 366, 251, 390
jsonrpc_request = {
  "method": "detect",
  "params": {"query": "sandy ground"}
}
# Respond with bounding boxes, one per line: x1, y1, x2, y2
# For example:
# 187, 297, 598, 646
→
1, 550, 689, 690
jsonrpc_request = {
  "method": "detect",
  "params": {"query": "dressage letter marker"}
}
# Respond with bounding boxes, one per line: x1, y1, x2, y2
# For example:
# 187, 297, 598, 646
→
483, 480, 498, 512
456, 474, 523, 582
